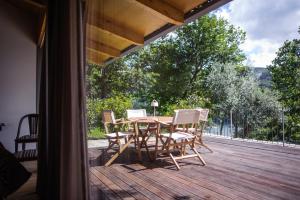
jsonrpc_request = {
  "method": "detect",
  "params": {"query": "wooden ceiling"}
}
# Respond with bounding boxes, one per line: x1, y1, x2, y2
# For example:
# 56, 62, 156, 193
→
7, 0, 231, 65
86, 0, 231, 66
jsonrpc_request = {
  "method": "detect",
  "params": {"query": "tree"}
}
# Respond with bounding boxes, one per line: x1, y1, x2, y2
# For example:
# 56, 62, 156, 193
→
86, 58, 156, 100
268, 28, 300, 140
206, 63, 280, 136
128, 14, 246, 110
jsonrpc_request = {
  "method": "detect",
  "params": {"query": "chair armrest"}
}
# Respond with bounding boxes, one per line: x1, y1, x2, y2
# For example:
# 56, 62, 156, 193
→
114, 118, 125, 123
154, 120, 171, 126
113, 120, 134, 125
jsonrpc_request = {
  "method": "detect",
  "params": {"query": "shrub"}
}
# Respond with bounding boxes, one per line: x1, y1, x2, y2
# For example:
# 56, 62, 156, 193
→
160, 95, 207, 116
86, 95, 133, 130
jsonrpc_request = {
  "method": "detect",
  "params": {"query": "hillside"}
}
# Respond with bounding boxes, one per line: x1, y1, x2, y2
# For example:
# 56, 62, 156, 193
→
251, 67, 272, 88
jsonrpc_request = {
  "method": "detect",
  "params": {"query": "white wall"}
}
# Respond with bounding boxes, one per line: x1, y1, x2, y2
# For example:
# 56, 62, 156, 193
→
0, 1, 37, 152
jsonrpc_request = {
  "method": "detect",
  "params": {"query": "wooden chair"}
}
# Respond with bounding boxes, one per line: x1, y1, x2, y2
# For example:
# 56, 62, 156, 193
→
196, 108, 213, 152
158, 109, 206, 170
175, 109, 212, 152
126, 109, 157, 158
15, 114, 38, 153
102, 110, 136, 166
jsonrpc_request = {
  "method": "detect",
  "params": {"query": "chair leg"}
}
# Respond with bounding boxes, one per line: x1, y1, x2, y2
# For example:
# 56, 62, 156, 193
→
104, 139, 117, 155
201, 143, 213, 153
197, 136, 213, 152
140, 134, 151, 160
105, 137, 134, 167
169, 153, 180, 170
192, 148, 206, 166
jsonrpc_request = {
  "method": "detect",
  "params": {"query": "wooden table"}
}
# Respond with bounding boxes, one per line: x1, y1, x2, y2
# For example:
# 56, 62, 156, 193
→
129, 116, 173, 161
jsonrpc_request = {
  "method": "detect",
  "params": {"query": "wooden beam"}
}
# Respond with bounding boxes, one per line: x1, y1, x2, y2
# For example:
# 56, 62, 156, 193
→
87, 48, 109, 65
38, 13, 46, 47
7, 0, 46, 14
88, 14, 144, 45
87, 39, 120, 57
131, 0, 184, 25
23, 0, 46, 12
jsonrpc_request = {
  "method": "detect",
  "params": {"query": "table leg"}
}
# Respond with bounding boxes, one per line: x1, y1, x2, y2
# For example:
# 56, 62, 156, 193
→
153, 122, 160, 160
135, 123, 142, 161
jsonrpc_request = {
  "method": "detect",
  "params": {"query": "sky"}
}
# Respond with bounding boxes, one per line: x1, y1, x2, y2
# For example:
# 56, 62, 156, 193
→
214, 0, 300, 68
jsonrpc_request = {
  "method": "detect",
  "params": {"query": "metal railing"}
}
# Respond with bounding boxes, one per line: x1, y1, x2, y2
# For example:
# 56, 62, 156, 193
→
204, 109, 300, 147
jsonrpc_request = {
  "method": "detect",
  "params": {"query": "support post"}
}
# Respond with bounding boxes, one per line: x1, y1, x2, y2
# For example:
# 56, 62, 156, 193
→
230, 109, 233, 139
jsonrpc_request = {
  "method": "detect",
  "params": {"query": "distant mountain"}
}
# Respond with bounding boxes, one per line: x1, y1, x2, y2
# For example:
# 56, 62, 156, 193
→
251, 67, 272, 88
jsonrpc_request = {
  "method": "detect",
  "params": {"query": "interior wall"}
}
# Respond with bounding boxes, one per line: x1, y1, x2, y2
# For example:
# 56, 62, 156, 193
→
0, 1, 37, 152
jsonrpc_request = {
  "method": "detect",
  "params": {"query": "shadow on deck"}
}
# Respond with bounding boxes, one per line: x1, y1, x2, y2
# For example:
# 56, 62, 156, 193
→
89, 136, 300, 200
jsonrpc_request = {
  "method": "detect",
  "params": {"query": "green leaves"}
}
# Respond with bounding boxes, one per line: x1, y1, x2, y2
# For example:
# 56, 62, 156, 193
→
86, 95, 133, 130
268, 28, 300, 138
205, 63, 280, 132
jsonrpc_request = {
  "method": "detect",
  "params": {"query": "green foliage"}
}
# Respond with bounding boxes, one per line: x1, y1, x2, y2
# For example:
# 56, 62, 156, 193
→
85, 14, 299, 143
205, 63, 280, 136
126, 14, 246, 106
87, 128, 106, 139
86, 95, 133, 130
161, 95, 208, 116
86, 14, 246, 127
268, 27, 300, 139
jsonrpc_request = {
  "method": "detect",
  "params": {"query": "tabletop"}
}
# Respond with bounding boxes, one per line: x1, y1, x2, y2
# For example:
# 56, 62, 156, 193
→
128, 116, 173, 124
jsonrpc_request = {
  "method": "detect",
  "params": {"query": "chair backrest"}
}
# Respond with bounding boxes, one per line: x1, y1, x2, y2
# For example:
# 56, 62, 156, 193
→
102, 110, 116, 124
16, 114, 39, 138
172, 109, 200, 125
196, 108, 209, 122
126, 109, 147, 119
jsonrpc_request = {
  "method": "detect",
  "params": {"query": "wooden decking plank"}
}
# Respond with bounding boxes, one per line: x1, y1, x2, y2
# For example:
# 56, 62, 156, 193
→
117, 163, 210, 200
117, 163, 204, 199
90, 167, 129, 200
151, 167, 232, 200
111, 165, 172, 200
209, 141, 300, 168
205, 158, 300, 199
113, 163, 192, 199
209, 145, 300, 177
212, 166, 299, 199
193, 160, 299, 200
205, 137, 300, 155
173, 158, 277, 200
90, 171, 119, 200
205, 142, 300, 178
89, 137, 300, 200
97, 166, 150, 200
207, 144, 300, 177
206, 148, 300, 189
154, 167, 250, 200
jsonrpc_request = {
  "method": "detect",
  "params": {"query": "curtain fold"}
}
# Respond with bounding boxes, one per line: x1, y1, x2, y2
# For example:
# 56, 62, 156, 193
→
37, 0, 90, 199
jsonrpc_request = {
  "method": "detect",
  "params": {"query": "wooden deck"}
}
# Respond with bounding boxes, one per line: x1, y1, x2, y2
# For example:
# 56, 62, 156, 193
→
89, 137, 300, 200
8, 137, 300, 199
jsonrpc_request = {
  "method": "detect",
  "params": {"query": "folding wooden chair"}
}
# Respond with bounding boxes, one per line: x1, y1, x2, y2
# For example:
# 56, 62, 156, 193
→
126, 109, 157, 157
175, 109, 213, 152
102, 110, 136, 166
196, 108, 213, 152
158, 109, 206, 170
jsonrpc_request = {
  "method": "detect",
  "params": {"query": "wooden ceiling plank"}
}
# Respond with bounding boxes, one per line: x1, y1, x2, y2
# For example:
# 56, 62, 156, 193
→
87, 39, 120, 57
87, 48, 106, 65
38, 13, 46, 47
132, 0, 184, 25
88, 14, 144, 45
24, 0, 46, 12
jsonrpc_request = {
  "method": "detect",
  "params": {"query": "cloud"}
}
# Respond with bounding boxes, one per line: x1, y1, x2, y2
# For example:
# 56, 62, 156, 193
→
215, 0, 300, 67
